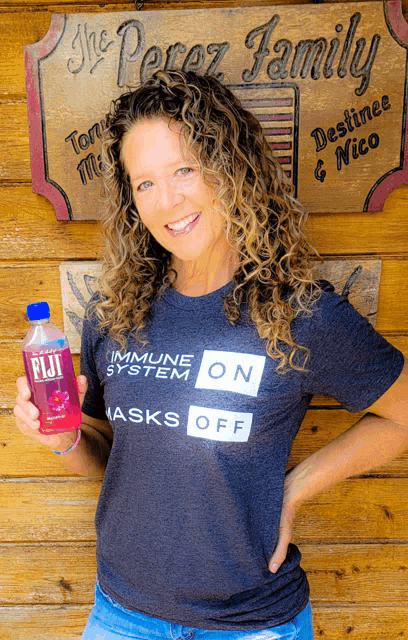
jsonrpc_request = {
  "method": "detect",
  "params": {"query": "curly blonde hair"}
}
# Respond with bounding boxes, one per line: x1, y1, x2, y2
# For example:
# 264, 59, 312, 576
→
87, 69, 324, 373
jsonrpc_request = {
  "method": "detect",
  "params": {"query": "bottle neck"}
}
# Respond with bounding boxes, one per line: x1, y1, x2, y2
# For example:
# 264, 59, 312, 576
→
30, 318, 50, 325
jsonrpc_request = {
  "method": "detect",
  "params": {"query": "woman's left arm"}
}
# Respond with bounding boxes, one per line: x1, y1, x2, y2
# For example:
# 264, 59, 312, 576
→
268, 358, 408, 573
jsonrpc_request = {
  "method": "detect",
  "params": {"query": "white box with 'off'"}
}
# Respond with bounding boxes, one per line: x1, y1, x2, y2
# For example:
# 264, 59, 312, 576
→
187, 405, 253, 442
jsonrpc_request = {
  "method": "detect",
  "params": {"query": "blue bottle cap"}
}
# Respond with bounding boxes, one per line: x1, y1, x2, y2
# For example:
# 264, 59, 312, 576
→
26, 302, 50, 322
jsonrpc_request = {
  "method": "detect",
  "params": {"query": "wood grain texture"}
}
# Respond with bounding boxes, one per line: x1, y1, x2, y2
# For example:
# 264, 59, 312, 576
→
59, 258, 384, 354
4, 1, 405, 97
2, 334, 407, 411
0, 605, 407, 640
0, 541, 407, 605
0, 89, 400, 207
0, 1, 407, 636
0, 542, 97, 605
0, 187, 103, 260
0, 605, 408, 640
0, 476, 406, 542
1, 186, 408, 259
0, 12, 49, 96
6, 0, 408, 7
307, 184, 408, 254
25, 3, 406, 217
293, 478, 408, 541
3, 408, 408, 477
302, 544, 408, 604
310, 607, 408, 640
0, 477, 101, 542
0, 605, 89, 640
4, 350, 332, 405
288, 409, 408, 475
0, 103, 30, 180
1, 260, 407, 343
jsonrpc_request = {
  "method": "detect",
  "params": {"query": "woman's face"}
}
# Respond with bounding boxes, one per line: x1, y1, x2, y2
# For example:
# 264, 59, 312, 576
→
121, 118, 229, 266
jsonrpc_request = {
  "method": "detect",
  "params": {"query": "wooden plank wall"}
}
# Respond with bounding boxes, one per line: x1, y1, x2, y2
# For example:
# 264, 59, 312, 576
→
1, 1, 407, 638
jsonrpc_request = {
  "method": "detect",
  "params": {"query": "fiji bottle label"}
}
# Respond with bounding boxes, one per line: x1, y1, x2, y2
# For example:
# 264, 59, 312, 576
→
28, 352, 71, 416
30, 353, 64, 381
24, 347, 78, 421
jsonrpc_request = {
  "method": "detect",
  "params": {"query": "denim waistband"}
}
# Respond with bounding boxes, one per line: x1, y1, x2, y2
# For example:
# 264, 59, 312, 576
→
91, 579, 314, 639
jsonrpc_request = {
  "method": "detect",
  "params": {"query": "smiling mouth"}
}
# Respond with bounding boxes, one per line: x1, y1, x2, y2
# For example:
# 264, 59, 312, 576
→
165, 212, 200, 236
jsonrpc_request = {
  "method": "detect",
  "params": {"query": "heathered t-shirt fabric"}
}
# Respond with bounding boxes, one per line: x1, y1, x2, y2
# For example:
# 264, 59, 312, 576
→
80, 279, 404, 630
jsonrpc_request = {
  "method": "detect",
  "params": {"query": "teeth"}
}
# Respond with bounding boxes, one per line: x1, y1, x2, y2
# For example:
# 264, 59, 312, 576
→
167, 213, 198, 231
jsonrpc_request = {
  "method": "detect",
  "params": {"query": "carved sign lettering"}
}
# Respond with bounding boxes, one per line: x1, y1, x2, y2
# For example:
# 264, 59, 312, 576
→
25, 2, 408, 220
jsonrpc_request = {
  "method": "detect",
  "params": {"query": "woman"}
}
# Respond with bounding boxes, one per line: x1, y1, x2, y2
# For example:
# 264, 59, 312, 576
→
14, 70, 408, 640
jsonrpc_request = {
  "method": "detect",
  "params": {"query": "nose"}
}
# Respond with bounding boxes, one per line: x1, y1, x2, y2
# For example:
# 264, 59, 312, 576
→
156, 178, 184, 210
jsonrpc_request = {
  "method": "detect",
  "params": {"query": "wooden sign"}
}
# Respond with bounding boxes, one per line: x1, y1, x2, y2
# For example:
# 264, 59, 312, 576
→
26, 2, 408, 220
60, 259, 382, 353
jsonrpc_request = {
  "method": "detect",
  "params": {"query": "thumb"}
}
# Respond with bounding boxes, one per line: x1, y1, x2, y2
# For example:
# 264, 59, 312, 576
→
76, 375, 88, 409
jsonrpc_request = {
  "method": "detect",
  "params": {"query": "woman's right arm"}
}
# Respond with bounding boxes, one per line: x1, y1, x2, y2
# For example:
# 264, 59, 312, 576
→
14, 375, 113, 478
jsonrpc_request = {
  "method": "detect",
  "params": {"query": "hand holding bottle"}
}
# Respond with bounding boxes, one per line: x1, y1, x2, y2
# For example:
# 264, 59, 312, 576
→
14, 375, 88, 451
22, 301, 84, 435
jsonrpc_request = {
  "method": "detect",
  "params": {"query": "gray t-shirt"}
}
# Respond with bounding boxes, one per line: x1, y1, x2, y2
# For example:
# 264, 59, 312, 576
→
80, 279, 404, 630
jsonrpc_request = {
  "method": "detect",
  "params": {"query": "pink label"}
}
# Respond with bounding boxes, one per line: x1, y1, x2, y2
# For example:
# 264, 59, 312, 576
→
22, 345, 81, 433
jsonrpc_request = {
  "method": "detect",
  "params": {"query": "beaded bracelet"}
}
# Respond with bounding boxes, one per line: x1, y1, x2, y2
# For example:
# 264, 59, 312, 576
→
52, 428, 81, 456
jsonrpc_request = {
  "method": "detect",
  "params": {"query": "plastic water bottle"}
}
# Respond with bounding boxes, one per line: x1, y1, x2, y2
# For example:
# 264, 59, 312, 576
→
22, 302, 82, 435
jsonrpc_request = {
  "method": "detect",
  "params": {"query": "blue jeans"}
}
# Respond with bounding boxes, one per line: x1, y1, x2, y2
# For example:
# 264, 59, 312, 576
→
81, 580, 314, 640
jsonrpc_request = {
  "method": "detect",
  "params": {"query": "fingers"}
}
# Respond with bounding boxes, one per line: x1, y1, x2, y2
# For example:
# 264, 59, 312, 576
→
14, 377, 40, 433
13, 403, 40, 434
268, 528, 291, 573
14, 375, 88, 438
76, 375, 88, 409
16, 375, 31, 401
268, 505, 296, 574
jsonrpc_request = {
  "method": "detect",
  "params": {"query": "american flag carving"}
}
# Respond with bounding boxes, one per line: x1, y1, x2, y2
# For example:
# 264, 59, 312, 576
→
228, 83, 299, 196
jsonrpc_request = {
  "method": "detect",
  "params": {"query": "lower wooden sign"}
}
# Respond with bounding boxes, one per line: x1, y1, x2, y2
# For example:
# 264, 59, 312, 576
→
60, 260, 382, 354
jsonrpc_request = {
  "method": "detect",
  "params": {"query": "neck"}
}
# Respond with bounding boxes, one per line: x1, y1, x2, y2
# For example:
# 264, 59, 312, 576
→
172, 246, 239, 297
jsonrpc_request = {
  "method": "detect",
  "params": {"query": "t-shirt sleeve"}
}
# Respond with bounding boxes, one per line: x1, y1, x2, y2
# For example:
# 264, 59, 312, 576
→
80, 297, 108, 421
298, 280, 405, 412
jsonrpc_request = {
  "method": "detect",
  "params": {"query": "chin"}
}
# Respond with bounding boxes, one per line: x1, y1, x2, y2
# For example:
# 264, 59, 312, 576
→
170, 247, 210, 264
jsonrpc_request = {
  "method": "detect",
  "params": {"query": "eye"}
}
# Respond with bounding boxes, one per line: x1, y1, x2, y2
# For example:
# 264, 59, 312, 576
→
178, 167, 194, 176
137, 180, 153, 192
